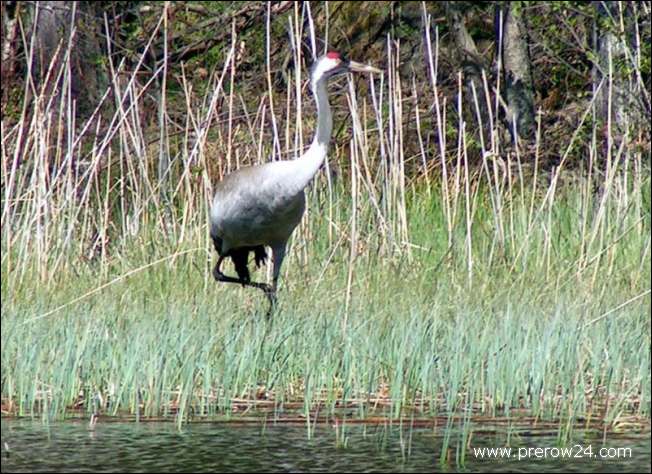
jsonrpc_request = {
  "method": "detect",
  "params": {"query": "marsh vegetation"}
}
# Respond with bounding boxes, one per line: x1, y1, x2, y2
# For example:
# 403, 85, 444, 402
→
1, 1, 650, 456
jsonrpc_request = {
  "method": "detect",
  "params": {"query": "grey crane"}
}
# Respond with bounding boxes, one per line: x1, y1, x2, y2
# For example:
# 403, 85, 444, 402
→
210, 51, 381, 317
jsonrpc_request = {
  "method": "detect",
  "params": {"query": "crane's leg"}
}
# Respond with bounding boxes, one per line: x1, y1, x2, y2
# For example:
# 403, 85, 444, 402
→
264, 244, 287, 319
271, 244, 286, 293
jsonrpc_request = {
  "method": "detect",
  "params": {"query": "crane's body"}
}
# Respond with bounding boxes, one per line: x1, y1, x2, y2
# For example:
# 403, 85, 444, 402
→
210, 52, 380, 316
211, 162, 307, 251
211, 142, 325, 253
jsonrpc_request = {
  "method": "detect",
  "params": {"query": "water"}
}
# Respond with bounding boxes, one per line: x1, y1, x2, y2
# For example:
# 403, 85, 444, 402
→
2, 419, 650, 472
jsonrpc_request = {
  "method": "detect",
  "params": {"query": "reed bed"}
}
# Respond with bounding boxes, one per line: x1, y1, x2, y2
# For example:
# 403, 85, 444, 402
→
1, 5, 650, 436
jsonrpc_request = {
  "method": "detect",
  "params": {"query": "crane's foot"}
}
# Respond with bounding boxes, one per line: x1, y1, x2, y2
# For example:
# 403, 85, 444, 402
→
263, 288, 277, 321
249, 282, 277, 320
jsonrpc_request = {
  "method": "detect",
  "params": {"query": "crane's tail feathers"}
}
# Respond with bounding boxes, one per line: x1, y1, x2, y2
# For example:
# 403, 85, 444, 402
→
253, 246, 267, 268
230, 248, 251, 285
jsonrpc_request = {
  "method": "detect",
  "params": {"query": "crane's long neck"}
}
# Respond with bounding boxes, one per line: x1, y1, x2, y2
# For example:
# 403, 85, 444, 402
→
312, 78, 332, 147
291, 77, 331, 192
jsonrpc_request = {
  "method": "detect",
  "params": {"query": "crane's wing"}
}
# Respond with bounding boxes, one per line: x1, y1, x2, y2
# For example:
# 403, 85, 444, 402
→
210, 162, 306, 250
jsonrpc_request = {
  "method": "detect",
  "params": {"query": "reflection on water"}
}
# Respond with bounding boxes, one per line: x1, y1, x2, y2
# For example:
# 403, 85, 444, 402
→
2, 419, 650, 473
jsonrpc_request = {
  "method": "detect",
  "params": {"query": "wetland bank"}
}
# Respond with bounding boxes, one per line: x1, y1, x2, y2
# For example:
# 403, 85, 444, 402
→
1, 1, 650, 470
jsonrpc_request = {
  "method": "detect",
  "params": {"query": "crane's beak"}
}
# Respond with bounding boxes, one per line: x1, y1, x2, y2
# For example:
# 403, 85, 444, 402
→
347, 60, 382, 74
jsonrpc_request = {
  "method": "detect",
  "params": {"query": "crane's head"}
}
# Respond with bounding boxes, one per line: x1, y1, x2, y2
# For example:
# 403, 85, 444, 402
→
310, 51, 382, 85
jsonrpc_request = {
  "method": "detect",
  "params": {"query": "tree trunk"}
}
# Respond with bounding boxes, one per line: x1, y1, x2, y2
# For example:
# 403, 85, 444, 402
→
445, 2, 491, 146
29, 1, 106, 116
1, 1, 20, 117
592, 1, 646, 144
499, 2, 535, 140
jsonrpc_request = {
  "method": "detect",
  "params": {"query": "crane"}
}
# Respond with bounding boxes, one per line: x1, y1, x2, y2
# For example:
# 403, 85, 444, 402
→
210, 51, 381, 318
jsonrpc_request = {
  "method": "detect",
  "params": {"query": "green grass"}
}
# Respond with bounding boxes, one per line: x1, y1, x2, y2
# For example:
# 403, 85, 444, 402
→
2, 182, 650, 429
